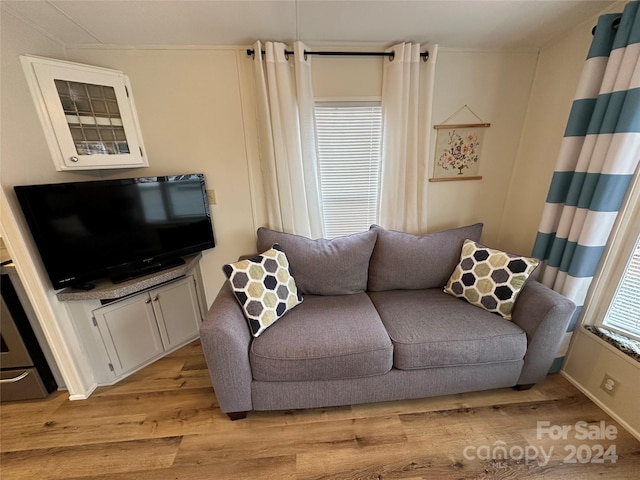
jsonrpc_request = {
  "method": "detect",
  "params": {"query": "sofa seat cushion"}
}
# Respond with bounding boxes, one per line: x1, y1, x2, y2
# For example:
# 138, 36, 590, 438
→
250, 293, 393, 382
368, 289, 527, 370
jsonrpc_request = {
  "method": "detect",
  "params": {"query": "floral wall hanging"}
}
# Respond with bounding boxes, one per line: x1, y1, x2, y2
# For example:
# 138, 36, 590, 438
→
431, 106, 490, 182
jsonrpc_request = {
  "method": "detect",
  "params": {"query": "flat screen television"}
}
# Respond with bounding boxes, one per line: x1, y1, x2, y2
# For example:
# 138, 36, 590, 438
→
15, 173, 215, 290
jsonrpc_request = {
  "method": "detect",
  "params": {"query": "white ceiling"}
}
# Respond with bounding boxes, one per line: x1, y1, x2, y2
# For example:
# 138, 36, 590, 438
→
1, 0, 625, 50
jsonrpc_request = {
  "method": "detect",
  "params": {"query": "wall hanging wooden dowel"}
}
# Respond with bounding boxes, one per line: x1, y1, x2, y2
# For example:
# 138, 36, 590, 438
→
429, 176, 483, 182
433, 123, 491, 130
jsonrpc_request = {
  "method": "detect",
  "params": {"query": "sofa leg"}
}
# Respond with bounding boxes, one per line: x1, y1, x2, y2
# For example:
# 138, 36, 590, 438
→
514, 383, 535, 391
226, 411, 248, 421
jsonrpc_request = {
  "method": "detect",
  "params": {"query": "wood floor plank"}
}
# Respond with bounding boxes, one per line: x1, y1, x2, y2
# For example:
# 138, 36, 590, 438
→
71, 455, 297, 480
0, 387, 231, 452
91, 364, 213, 397
296, 440, 479, 480
1, 340, 638, 480
1, 392, 68, 428
174, 415, 406, 466
0, 437, 181, 480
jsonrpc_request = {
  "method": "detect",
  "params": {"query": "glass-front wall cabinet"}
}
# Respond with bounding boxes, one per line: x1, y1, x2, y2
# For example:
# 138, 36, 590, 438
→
21, 55, 148, 171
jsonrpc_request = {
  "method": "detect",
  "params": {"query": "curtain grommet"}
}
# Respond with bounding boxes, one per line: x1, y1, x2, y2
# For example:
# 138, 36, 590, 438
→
613, 16, 621, 30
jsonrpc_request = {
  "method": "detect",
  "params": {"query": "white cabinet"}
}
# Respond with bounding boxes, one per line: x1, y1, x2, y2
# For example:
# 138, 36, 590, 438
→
92, 276, 202, 378
92, 292, 165, 378
150, 276, 202, 351
62, 255, 207, 386
20, 55, 148, 171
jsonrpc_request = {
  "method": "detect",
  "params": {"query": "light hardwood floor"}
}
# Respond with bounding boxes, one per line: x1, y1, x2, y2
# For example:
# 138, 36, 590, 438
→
2, 340, 639, 479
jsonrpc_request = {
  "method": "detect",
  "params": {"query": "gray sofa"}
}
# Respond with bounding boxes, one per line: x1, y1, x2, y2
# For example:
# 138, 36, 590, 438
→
200, 224, 576, 420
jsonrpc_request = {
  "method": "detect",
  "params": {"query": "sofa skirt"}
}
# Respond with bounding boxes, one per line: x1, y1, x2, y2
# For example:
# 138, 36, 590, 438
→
251, 360, 524, 411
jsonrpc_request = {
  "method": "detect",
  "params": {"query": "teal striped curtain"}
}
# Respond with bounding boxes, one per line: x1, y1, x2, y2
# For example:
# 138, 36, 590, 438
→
532, 1, 640, 371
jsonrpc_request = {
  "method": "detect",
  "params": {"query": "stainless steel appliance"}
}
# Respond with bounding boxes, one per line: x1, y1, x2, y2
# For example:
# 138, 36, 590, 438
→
1, 266, 57, 401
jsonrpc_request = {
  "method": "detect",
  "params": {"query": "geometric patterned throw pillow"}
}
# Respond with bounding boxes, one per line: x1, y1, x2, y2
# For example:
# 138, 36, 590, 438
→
223, 244, 302, 337
444, 239, 540, 320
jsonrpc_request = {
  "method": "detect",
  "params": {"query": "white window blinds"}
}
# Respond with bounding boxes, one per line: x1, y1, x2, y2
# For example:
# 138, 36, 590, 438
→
314, 102, 382, 238
603, 234, 640, 339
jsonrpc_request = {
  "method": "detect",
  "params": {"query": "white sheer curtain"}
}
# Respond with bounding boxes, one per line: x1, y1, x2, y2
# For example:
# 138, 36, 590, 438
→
379, 42, 438, 233
252, 40, 324, 238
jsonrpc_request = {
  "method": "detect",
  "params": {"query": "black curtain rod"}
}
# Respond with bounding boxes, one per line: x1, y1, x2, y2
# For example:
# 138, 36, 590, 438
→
246, 48, 430, 62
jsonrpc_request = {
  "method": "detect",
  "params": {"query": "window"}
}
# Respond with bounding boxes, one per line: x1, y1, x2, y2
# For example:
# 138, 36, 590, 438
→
584, 166, 640, 353
314, 102, 382, 238
603, 234, 640, 340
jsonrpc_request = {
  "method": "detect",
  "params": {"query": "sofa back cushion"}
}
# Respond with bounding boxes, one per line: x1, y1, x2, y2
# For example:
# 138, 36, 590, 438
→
368, 223, 483, 291
256, 227, 377, 295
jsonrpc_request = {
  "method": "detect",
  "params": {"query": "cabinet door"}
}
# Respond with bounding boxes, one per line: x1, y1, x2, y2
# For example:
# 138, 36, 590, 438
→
20, 55, 147, 171
150, 276, 202, 351
93, 295, 164, 377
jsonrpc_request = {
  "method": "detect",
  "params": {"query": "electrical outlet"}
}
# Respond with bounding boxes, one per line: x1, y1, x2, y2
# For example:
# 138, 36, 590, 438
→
600, 374, 620, 397
206, 189, 216, 205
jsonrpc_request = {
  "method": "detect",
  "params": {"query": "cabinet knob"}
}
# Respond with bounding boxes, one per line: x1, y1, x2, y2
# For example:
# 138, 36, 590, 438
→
145, 298, 152, 304
70, 156, 79, 162
153, 295, 159, 302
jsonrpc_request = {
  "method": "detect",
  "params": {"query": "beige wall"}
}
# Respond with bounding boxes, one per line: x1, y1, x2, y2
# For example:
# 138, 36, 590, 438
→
2, 38, 544, 308
430, 50, 538, 246
498, 24, 593, 255
0, 12, 79, 188
63, 48, 257, 303
563, 329, 640, 437
1, 10, 97, 396
312, 55, 383, 99
311, 50, 539, 247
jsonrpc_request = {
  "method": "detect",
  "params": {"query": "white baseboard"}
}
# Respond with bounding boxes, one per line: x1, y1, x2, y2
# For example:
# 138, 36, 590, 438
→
561, 370, 640, 442
68, 382, 98, 401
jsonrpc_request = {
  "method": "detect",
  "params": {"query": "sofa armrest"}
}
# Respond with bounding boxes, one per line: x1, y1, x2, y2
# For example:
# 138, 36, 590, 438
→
511, 279, 576, 385
199, 281, 253, 414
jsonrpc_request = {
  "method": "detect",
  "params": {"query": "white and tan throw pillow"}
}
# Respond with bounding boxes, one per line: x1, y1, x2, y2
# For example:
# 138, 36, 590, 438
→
223, 245, 302, 337
444, 239, 539, 320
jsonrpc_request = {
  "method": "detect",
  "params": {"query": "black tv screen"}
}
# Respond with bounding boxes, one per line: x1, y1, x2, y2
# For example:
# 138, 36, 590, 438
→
15, 174, 215, 290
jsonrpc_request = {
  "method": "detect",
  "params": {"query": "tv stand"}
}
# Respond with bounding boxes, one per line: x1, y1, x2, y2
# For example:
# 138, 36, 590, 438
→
111, 257, 186, 284
57, 254, 207, 386
57, 254, 201, 302
68, 282, 95, 291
